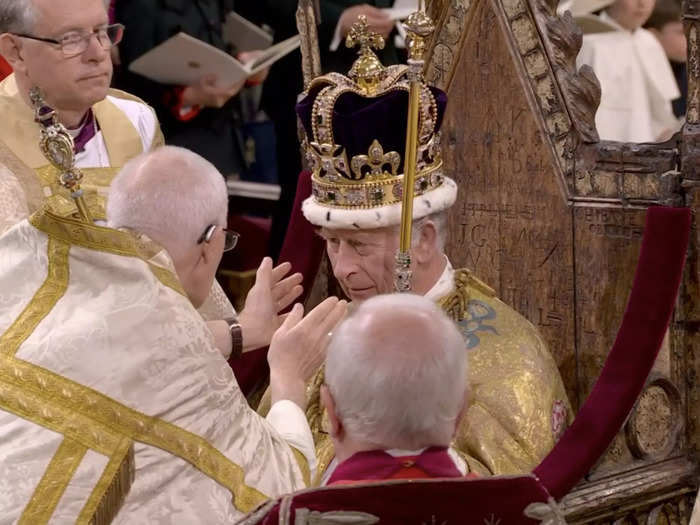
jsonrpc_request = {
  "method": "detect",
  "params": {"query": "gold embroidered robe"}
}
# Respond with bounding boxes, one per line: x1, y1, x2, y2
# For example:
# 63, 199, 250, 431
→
299, 267, 573, 483
0, 74, 165, 231
0, 204, 311, 524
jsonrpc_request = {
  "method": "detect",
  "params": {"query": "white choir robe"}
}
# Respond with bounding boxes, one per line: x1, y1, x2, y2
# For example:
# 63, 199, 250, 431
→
576, 12, 681, 143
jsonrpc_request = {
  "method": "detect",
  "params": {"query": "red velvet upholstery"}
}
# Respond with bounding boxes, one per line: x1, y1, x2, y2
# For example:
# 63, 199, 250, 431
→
241, 475, 554, 525
0, 57, 12, 81
276, 170, 325, 303
227, 172, 324, 396
535, 206, 691, 499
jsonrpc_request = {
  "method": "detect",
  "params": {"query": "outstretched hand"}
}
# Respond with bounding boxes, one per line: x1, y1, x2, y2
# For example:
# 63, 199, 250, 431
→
268, 297, 348, 409
237, 257, 304, 352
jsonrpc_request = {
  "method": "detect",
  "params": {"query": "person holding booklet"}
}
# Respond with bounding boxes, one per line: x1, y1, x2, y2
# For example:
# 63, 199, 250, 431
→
114, 0, 269, 178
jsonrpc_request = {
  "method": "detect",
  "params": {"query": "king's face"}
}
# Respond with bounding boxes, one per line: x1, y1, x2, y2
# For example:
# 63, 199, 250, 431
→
319, 226, 400, 302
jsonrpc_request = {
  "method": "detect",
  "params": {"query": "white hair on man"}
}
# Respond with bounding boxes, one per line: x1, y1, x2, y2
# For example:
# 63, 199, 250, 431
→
0, 0, 110, 33
0, 0, 35, 33
325, 293, 467, 450
410, 210, 448, 253
107, 145, 227, 261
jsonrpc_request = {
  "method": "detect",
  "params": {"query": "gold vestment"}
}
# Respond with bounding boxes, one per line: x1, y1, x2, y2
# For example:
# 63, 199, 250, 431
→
300, 268, 573, 483
0, 74, 164, 226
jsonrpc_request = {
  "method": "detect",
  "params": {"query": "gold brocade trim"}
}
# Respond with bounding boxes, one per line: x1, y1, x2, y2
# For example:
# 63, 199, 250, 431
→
19, 438, 87, 525
291, 448, 311, 487
29, 206, 185, 297
0, 237, 70, 356
0, 210, 268, 514
437, 268, 494, 322
0, 356, 269, 513
79, 438, 134, 525
305, 367, 326, 447
0, 370, 133, 524
0, 370, 125, 455
34, 165, 118, 222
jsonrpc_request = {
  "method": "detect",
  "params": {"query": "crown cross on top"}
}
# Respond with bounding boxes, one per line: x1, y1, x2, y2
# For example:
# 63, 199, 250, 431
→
345, 16, 388, 94
346, 15, 385, 54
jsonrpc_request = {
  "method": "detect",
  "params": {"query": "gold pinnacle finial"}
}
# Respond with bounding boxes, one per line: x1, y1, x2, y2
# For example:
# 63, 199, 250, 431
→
403, 6, 435, 62
345, 15, 386, 95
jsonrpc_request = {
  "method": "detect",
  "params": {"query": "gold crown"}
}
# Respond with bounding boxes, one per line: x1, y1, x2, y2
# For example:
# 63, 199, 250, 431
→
299, 16, 444, 210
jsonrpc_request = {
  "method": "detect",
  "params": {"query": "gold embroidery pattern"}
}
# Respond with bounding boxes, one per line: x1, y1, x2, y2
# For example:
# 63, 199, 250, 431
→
0, 356, 268, 513
0, 236, 70, 356
291, 448, 311, 487
34, 166, 118, 221
19, 438, 87, 525
78, 438, 134, 525
29, 206, 185, 297
0, 371, 133, 524
1, 210, 269, 515
0, 369, 124, 454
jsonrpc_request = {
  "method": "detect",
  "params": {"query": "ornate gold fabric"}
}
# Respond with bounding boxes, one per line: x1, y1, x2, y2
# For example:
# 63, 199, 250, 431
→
19, 438, 87, 525
0, 204, 308, 523
7, 207, 267, 508
0, 236, 70, 356
28, 202, 185, 297
0, 355, 135, 524
80, 439, 134, 525
0, 75, 152, 222
304, 268, 573, 484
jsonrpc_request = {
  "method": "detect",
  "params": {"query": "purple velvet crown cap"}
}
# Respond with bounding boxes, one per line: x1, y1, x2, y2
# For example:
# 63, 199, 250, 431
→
296, 85, 448, 174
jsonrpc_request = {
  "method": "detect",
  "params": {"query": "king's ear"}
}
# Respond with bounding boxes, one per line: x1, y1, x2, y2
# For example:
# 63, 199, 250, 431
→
413, 219, 439, 264
0, 34, 26, 74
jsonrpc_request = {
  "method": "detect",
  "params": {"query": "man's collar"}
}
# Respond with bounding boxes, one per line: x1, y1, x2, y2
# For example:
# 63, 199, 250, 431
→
424, 255, 454, 303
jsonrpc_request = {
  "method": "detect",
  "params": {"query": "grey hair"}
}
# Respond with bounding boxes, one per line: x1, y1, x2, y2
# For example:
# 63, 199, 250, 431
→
107, 146, 228, 262
411, 210, 448, 253
0, 0, 35, 34
325, 293, 467, 450
0, 0, 111, 34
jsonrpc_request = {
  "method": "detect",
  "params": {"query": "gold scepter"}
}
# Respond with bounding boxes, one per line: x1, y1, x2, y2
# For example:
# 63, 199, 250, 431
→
29, 87, 93, 223
395, 2, 435, 292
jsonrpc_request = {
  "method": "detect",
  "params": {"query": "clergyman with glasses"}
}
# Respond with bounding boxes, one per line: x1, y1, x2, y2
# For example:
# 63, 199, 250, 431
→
0, 0, 160, 232
0, 0, 308, 369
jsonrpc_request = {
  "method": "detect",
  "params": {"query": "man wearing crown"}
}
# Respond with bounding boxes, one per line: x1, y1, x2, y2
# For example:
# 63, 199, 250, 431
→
290, 15, 574, 481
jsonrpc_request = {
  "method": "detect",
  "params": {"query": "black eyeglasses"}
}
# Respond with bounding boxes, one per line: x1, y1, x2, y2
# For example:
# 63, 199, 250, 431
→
197, 224, 240, 252
14, 23, 124, 58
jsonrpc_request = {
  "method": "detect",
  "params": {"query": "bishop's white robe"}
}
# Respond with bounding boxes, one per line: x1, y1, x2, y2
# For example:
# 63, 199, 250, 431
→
576, 13, 681, 143
0, 205, 314, 524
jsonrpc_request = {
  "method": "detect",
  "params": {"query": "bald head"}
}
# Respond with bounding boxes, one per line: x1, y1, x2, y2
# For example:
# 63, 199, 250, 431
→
108, 146, 227, 260
107, 147, 229, 307
325, 293, 467, 451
